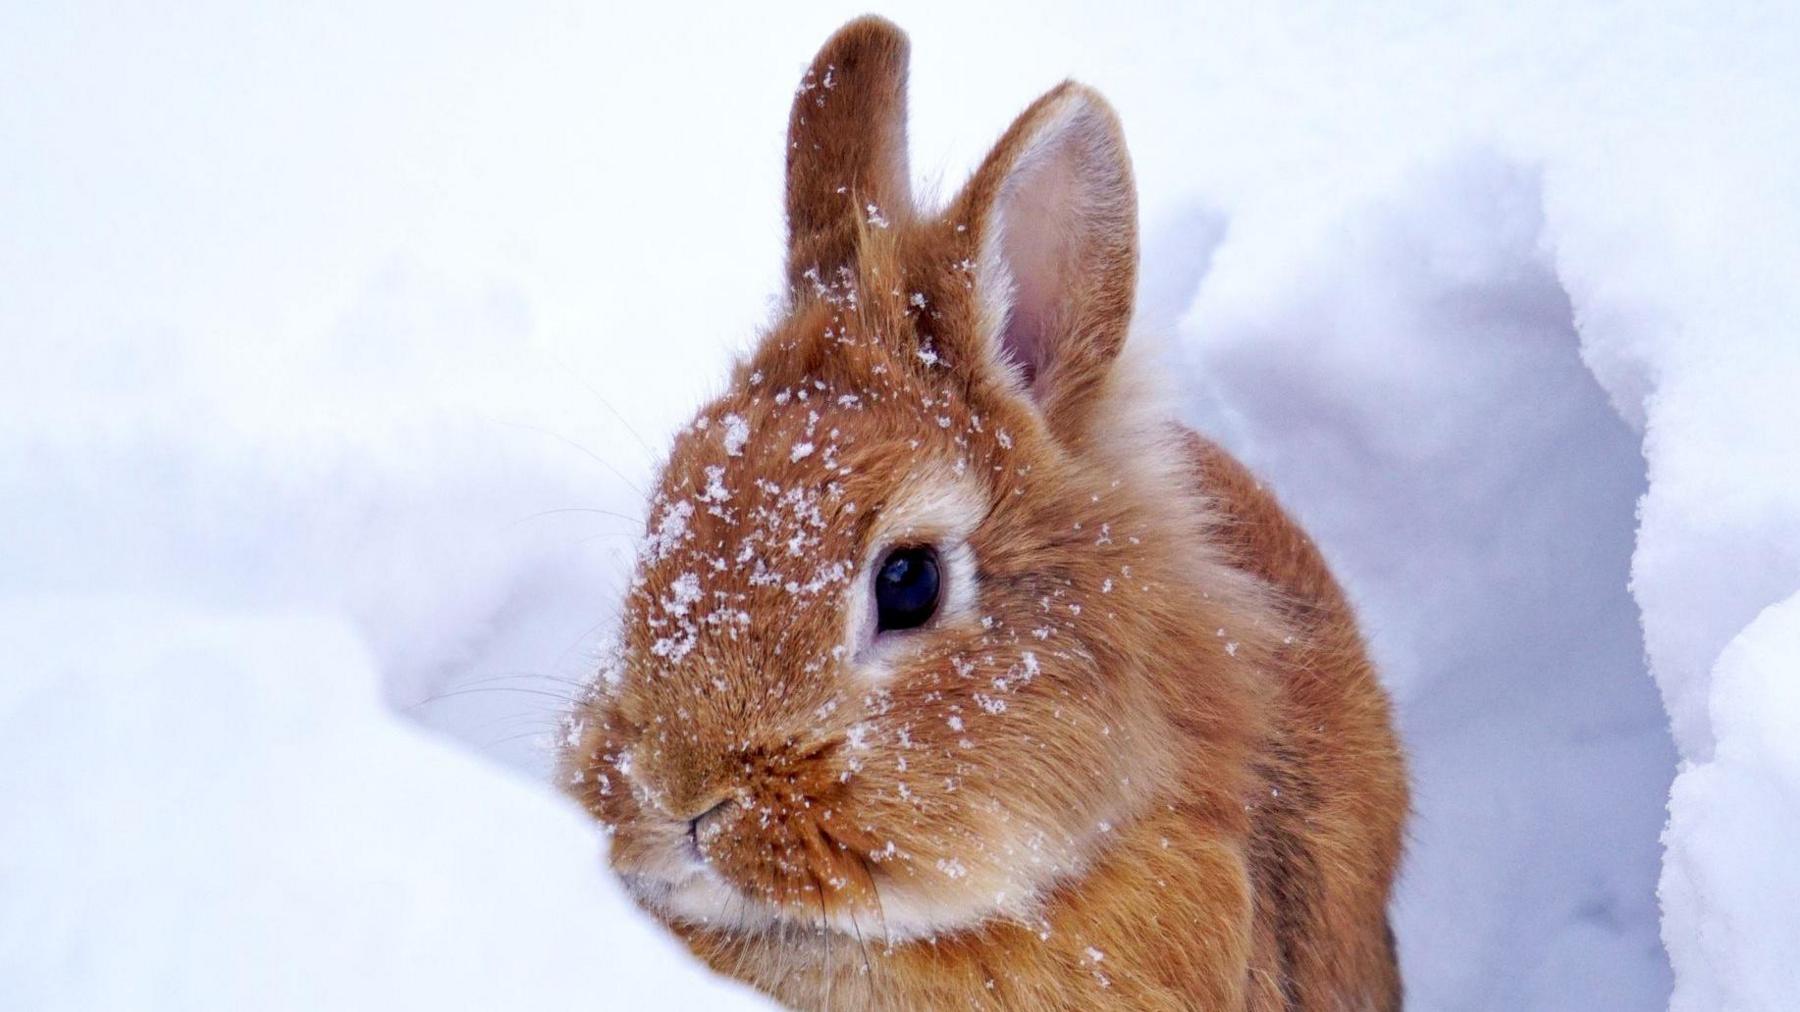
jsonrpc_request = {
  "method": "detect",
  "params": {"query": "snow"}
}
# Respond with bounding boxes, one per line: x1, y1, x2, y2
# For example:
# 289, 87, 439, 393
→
0, 598, 763, 1009
3, 1, 1796, 1008
1661, 593, 1800, 1011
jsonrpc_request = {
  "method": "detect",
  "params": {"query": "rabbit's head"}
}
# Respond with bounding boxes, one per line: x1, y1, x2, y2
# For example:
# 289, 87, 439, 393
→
562, 16, 1268, 943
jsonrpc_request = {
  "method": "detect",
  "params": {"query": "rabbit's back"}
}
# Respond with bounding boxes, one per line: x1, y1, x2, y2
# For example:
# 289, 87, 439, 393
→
1187, 431, 1408, 1010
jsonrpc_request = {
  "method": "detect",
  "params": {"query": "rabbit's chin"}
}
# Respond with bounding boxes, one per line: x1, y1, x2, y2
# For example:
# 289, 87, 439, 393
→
622, 853, 1055, 944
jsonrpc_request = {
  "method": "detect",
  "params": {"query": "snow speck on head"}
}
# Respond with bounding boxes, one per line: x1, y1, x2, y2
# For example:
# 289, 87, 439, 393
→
721, 413, 750, 457
700, 465, 731, 503
644, 499, 695, 563
665, 572, 702, 615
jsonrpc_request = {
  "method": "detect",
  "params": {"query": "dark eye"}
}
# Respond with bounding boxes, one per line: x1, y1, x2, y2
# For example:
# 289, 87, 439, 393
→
874, 545, 940, 632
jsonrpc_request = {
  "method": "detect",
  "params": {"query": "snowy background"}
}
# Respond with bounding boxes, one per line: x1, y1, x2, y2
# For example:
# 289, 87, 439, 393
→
4, 2, 1796, 1008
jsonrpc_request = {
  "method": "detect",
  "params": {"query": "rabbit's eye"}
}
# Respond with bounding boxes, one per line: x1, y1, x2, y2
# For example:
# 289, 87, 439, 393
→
874, 545, 940, 632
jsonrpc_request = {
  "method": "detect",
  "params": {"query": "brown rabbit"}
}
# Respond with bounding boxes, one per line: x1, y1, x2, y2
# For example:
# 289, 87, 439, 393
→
560, 16, 1408, 1010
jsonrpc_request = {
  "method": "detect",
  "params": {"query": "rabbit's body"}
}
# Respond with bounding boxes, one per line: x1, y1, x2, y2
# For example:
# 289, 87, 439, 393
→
562, 17, 1406, 1010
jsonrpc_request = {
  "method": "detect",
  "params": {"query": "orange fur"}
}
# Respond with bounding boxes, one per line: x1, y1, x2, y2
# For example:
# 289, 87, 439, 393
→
560, 16, 1407, 1009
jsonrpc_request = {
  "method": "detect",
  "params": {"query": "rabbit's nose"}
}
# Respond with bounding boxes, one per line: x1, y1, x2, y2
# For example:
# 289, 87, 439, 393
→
687, 797, 736, 846
649, 736, 827, 828
635, 736, 737, 818
658, 775, 734, 823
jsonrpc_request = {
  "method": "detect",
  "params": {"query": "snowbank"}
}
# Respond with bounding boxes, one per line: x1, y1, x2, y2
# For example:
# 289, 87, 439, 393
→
3, 0, 1796, 1008
1181, 154, 1673, 1008
1661, 593, 1800, 1010
0, 598, 764, 1009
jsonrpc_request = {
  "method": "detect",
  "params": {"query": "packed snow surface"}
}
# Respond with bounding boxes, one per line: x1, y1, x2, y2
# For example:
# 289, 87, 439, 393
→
3, 1, 1795, 1008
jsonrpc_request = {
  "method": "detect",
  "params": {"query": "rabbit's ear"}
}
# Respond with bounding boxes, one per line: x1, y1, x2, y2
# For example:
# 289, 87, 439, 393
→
785, 17, 912, 291
952, 83, 1138, 442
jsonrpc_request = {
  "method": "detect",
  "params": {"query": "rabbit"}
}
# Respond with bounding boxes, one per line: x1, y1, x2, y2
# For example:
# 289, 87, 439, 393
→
559, 16, 1408, 1010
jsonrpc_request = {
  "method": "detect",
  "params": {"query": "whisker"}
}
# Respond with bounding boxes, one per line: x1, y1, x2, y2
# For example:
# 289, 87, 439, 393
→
808, 866, 834, 1010
845, 900, 876, 991
709, 872, 738, 933
477, 727, 562, 754
549, 353, 665, 465
513, 505, 645, 528
490, 418, 650, 499
405, 685, 581, 710
458, 710, 566, 736
576, 531, 650, 548
550, 619, 625, 679
446, 671, 596, 692
857, 851, 890, 946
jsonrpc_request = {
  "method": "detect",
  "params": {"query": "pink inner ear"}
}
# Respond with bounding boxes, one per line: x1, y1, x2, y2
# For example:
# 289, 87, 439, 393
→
992, 114, 1094, 394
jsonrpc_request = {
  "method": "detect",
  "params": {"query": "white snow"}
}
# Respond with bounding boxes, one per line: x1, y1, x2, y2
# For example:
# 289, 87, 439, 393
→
722, 414, 752, 457
0, 598, 762, 1009
1661, 593, 1800, 1010
3, 1, 1796, 1009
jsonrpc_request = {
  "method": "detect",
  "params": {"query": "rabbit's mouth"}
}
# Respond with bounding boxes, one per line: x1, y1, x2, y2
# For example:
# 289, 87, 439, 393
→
611, 803, 1100, 945
620, 860, 1022, 944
